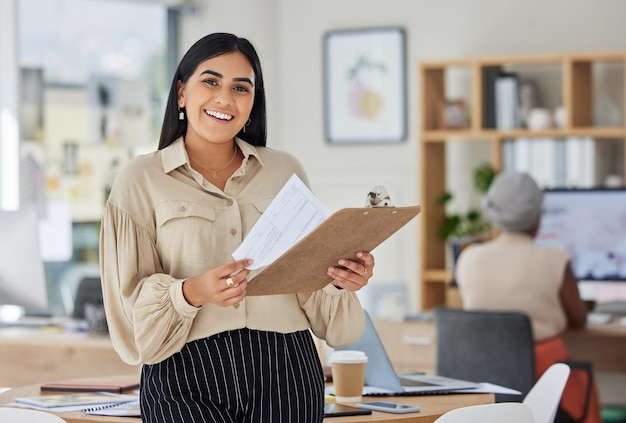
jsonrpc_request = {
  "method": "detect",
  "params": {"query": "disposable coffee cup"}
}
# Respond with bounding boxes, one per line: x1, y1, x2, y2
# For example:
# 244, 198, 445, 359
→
329, 350, 368, 403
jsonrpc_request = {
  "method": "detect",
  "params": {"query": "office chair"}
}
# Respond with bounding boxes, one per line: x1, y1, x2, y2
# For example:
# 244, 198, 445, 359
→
434, 402, 536, 423
72, 277, 104, 319
524, 363, 570, 423
434, 307, 536, 403
435, 307, 596, 423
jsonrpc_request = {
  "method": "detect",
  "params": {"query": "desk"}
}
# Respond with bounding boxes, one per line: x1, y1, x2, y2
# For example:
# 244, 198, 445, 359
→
0, 378, 494, 423
2, 319, 624, 409
372, 318, 626, 373
564, 320, 626, 405
373, 318, 626, 405
0, 327, 139, 387
563, 320, 626, 372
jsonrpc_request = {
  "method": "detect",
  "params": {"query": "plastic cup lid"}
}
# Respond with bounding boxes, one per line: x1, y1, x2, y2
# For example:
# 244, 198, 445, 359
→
329, 350, 368, 363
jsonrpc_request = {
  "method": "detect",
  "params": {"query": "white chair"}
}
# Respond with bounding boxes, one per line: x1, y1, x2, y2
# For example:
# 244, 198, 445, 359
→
523, 362, 571, 423
0, 407, 66, 422
434, 402, 535, 423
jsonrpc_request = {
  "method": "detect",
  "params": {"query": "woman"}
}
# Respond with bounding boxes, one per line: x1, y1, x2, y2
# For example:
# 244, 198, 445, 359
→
100, 32, 372, 423
456, 171, 601, 423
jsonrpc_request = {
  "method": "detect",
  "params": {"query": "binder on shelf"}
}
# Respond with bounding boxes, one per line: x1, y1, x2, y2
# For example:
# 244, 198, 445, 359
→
482, 66, 502, 129
495, 72, 520, 130
513, 138, 532, 173
501, 139, 516, 172
531, 137, 559, 188
565, 137, 596, 188
246, 206, 422, 296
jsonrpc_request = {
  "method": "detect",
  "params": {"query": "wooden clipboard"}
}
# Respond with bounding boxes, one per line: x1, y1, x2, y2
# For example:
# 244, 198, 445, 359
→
246, 205, 421, 296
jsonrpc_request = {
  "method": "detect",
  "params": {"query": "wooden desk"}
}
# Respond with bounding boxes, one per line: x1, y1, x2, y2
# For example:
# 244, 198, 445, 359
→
0, 327, 139, 387
373, 318, 626, 374
563, 320, 626, 372
373, 318, 626, 405
0, 378, 494, 423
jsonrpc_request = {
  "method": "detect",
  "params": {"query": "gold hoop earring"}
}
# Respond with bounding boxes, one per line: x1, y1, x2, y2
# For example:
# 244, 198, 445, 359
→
243, 118, 251, 133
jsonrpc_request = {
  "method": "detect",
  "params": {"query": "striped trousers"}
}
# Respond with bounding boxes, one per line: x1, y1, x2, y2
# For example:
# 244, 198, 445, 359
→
140, 328, 325, 423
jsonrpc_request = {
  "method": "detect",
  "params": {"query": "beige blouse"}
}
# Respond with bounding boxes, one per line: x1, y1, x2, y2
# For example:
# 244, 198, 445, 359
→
100, 138, 364, 365
456, 232, 570, 341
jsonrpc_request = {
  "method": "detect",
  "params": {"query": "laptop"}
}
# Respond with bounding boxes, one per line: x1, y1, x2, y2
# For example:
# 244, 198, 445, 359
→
336, 311, 478, 395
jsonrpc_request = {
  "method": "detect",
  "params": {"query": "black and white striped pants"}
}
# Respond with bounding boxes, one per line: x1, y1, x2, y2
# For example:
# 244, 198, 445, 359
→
140, 328, 325, 423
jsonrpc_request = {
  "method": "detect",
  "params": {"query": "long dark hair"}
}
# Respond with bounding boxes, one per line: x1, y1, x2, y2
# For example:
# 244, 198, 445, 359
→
158, 33, 267, 149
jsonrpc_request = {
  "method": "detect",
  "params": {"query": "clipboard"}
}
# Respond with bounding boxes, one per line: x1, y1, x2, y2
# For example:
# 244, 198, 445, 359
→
246, 205, 421, 296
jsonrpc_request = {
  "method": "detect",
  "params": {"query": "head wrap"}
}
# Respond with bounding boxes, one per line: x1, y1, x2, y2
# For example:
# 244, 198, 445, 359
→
482, 172, 543, 232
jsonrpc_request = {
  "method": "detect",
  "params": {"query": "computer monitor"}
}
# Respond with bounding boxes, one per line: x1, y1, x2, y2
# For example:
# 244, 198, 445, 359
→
535, 188, 626, 301
0, 207, 49, 317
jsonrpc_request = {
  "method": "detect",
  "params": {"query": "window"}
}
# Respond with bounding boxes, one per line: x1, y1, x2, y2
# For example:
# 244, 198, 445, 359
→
13, 0, 171, 315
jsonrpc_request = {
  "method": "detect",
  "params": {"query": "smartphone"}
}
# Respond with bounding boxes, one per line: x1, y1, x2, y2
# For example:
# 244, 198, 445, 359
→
356, 401, 421, 414
324, 403, 372, 417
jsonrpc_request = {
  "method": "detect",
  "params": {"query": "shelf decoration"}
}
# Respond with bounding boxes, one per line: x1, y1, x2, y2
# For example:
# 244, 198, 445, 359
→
440, 99, 469, 129
323, 27, 407, 144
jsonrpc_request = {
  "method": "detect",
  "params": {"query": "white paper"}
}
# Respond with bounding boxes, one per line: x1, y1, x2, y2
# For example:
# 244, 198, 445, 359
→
232, 174, 331, 269
38, 200, 73, 261
84, 399, 141, 416
8, 402, 96, 412
7, 395, 138, 413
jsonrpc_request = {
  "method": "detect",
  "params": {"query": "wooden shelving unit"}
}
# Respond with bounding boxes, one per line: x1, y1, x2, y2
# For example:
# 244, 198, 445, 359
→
419, 52, 626, 311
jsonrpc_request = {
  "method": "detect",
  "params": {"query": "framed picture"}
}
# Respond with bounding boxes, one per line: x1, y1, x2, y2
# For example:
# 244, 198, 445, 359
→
440, 99, 469, 129
323, 27, 407, 144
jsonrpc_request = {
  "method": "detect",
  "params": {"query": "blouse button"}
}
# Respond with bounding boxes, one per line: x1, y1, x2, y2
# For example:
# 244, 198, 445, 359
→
226, 199, 234, 206
233, 303, 240, 308
230, 228, 238, 236
179, 205, 186, 212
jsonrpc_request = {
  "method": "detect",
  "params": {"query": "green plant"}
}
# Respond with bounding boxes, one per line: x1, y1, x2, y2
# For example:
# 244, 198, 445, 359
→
437, 163, 496, 241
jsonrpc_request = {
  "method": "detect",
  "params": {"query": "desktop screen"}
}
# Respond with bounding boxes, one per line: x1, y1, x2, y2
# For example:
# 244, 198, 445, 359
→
535, 188, 626, 299
0, 207, 49, 315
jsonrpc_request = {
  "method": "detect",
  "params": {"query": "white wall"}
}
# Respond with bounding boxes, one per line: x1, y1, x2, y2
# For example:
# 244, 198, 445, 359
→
180, 0, 626, 312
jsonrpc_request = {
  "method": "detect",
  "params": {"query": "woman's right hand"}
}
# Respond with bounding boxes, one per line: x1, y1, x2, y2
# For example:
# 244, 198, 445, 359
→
182, 259, 253, 307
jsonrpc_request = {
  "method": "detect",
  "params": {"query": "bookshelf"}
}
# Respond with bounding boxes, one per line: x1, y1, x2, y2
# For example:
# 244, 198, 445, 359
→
419, 52, 626, 311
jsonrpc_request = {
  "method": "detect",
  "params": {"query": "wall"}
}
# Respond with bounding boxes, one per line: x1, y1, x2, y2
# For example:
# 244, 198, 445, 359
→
179, 0, 626, 313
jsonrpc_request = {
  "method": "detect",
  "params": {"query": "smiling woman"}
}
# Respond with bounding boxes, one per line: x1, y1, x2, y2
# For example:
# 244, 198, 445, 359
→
99, 32, 373, 423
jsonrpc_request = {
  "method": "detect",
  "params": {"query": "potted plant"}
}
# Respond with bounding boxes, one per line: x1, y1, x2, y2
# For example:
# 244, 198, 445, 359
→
437, 163, 496, 241
436, 163, 496, 275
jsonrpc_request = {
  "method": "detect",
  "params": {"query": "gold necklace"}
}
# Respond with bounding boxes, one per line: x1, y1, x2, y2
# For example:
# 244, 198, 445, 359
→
189, 145, 238, 180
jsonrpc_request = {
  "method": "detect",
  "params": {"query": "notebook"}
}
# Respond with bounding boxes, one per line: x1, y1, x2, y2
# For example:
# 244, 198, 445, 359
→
336, 311, 478, 395
40, 375, 140, 394
14, 392, 136, 409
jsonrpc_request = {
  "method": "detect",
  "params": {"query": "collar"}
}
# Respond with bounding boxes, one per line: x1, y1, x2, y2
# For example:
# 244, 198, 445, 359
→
498, 231, 534, 242
160, 137, 264, 174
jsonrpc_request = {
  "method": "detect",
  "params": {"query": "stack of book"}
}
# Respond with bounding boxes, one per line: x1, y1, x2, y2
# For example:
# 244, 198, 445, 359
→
6, 375, 141, 417
482, 67, 520, 130
11, 392, 139, 416
501, 136, 603, 188
39, 375, 139, 394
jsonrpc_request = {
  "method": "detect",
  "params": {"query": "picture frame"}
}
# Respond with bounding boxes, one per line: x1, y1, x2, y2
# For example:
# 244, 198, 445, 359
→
440, 99, 469, 129
323, 27, 407, 144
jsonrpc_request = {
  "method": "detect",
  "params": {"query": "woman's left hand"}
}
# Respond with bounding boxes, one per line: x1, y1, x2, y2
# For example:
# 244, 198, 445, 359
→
327, 251, 374, 291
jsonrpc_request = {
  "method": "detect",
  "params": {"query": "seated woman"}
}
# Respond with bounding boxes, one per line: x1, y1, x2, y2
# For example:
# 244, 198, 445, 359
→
455, 171, 601, 423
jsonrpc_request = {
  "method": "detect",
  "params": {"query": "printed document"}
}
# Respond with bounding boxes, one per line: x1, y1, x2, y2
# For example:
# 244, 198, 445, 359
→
232, 174, 331, 269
